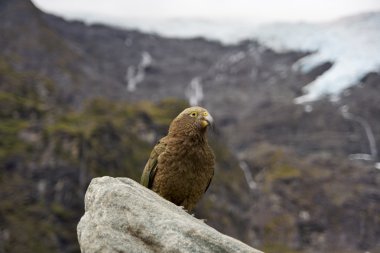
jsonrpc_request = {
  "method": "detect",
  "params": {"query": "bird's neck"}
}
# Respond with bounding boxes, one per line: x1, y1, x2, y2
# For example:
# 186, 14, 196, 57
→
168, 132, 207, 146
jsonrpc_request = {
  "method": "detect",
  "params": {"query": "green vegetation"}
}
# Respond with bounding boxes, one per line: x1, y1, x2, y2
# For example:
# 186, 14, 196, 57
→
44, 97, 189, 179
0, 59, 192, 252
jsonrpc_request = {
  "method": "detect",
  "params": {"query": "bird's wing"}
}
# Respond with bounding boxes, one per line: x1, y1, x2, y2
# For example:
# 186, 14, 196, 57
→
140, 137, 167, 188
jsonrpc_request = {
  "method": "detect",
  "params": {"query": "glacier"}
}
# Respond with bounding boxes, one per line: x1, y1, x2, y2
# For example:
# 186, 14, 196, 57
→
96, 13, 380, 103
249, 13, 380, 103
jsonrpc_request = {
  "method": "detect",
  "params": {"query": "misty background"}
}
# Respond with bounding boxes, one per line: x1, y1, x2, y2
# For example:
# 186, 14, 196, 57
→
1, 0, 380, 252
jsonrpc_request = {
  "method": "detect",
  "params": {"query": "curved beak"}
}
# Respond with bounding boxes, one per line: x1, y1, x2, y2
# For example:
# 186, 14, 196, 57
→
201, 114, 213, 128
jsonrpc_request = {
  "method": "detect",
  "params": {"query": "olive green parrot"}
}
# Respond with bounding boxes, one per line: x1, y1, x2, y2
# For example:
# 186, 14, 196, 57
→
140, 106, 215, 211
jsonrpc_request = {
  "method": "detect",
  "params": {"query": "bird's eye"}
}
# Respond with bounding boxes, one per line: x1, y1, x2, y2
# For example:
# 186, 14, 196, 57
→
203, 112, 208, 116
190, 112, 198, 117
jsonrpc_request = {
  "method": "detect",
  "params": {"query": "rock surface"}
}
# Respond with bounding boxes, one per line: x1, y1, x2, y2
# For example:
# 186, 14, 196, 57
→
77, 176, 262, 253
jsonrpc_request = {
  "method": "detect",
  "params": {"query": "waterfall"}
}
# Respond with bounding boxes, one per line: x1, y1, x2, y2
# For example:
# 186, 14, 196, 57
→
186, 77, 204, 106
239, 161, 257, 191
341, 105, 378, 162
126, 51, 152, 92
140, 51, 152, 68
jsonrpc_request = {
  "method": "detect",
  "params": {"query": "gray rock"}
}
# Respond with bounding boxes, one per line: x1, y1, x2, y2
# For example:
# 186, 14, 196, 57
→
77, 176, 263, 253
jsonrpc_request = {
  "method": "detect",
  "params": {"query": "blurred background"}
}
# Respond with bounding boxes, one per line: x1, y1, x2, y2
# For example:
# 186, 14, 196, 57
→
1, 0, 380, 252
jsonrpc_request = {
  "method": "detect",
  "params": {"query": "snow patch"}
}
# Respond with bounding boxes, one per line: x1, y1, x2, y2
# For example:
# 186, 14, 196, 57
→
304, 104, 313, 113
250, 13, 380, 103
228, 51, 246, 64
349, 154, 373, 161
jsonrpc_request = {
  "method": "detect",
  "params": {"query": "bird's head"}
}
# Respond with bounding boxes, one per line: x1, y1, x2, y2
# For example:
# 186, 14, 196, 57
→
168, 106, 213, 138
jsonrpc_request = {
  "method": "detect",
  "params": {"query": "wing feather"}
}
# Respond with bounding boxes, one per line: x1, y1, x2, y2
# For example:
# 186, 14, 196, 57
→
140, 137, 167, 188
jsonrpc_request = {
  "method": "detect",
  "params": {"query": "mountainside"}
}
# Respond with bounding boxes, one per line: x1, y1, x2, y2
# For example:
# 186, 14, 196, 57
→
1, 1, 379, 253
39, 6, 380, 104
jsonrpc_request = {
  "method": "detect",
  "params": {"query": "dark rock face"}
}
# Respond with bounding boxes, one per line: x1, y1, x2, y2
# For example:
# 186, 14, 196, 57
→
1, 1, 379, 253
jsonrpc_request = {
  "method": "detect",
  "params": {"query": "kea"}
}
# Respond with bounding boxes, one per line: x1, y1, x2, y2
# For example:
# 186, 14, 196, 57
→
140, 106, 215, 211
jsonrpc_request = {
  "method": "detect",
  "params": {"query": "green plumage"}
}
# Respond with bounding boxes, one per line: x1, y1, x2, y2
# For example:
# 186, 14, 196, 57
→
140, 107, 215, 211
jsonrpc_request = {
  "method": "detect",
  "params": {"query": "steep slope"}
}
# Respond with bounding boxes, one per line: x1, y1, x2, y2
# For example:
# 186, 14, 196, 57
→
0, 0, 86, 103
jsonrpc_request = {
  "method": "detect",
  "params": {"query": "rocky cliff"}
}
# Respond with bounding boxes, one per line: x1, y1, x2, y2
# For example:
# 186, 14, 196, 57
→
77, 177, 262, 253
